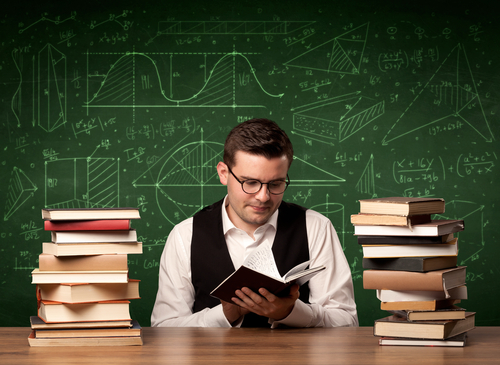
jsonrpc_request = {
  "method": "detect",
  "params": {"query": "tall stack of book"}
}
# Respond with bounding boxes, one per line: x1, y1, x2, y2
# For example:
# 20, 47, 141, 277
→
351, 197, 475, 347
28, 208, 144, 347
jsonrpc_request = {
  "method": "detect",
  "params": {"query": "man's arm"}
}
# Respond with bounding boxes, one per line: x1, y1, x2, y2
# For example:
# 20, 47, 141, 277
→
223, 210, 358, 328
269, 210, 358, 328
151, 219, 233, 327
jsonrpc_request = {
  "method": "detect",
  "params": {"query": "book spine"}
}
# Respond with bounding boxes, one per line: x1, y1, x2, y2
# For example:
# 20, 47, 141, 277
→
51, 230, 137, 243
38, 254, 128, 271
363, 270, 445, 291
362, 257, 425, 272
44, 220, 131, 231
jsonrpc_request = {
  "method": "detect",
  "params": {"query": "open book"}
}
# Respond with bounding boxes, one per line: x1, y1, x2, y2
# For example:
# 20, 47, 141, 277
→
210, 241, 325, 303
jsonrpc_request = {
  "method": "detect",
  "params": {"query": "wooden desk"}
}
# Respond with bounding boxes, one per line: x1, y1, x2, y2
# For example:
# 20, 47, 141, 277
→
2, 327, 499, 364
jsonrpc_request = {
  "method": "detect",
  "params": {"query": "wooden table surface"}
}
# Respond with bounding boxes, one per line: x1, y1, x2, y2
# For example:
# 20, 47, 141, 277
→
2, 326, 500, 364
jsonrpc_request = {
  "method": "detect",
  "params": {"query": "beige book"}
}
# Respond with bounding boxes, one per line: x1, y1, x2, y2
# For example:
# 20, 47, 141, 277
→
374, 312, 475, 340
38, 300, 131, 323
28, 330, 143, 347
42, 241, 142, 256
359, 197, 445, 215
38, 253, 128, 271
37, 280, 140, 303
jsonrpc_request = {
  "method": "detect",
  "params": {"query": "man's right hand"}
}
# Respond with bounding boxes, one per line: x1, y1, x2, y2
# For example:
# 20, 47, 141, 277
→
221, 300, 250, 325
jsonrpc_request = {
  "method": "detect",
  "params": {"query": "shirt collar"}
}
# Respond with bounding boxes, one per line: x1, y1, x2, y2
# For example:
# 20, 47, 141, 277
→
221, 195, 279, 236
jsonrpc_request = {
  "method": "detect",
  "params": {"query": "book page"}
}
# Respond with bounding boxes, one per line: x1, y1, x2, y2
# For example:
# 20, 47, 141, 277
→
283, 260, 310, 279
242, 241, 282, 280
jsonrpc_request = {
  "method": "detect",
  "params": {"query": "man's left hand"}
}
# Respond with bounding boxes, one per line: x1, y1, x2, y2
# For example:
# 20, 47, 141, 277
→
231, 284, 300, 321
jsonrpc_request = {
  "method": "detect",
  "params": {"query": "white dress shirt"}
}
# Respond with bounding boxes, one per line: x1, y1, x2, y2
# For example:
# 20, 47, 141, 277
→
151, 196, 358, 328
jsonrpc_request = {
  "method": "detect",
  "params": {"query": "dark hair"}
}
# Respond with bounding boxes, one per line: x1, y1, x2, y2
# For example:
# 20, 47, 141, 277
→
223, 118, 294, 168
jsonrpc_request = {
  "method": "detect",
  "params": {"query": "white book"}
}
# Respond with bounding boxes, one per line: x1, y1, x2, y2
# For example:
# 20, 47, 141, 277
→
41, 207, 140, 220
377, 285, 468, 302
362, 238, 458, 258
42, 242, 143, 256
379, 333, 467, 347
31, 269, 129, 284
51, 230, 137, 243
354, 220, 464, 236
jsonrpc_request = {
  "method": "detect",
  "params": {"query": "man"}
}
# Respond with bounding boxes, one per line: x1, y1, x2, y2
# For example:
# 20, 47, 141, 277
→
151, 118, 358, 327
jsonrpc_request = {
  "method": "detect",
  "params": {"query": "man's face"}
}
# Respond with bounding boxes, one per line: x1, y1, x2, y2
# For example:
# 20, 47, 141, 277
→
217, 151, 289, 235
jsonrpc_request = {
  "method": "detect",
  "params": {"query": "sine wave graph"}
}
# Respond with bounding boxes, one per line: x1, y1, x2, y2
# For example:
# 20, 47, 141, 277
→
84, 50, 284, 110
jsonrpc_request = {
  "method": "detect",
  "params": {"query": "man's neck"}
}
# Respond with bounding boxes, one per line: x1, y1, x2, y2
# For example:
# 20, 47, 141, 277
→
224, 203, 262, 239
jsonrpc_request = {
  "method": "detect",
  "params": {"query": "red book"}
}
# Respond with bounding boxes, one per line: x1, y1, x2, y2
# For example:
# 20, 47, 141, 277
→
44, 220, 131, 231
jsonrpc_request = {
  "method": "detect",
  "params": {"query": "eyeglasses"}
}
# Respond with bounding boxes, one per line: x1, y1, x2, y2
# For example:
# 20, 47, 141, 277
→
227, 166, 290, 195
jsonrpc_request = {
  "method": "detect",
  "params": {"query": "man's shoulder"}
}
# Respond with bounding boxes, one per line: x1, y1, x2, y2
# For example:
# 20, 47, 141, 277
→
280, 201, 328, 220
193, 199, 225, 218
171, 216, 194, 234
171, 198, 224, 234
305, 208, 331, 224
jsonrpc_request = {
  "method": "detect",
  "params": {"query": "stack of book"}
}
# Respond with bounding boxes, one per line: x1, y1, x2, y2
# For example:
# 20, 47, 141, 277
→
28, 208, 144, 347
351, 197, 475, 347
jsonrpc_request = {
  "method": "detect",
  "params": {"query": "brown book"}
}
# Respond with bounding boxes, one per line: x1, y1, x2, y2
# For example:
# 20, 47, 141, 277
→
37, 280, 140, 303
373, 312, 475, 339
381, 299, 461, 311
363, 266, 466, 292
351, 213, 431, 227
210, 265, 325, 303
38, 253, 128, 271
389, 306, 466, 322
38, 300, 131, 323
210, 241, 325, 303
359, 197, 445, 215
42, 241, 142, 256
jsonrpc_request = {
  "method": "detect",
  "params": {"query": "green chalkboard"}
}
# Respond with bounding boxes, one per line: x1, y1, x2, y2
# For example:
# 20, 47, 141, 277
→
1, 0, 499, 327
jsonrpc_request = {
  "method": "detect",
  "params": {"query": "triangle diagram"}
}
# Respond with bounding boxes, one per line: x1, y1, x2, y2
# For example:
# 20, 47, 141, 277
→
356, 154, 376, 197
289, 156, 345, 186
39, 44, 67, 132
284, 23, 369, 74
158, 141, 223, 187
4, 167, 37, 220
382, 43, 493, 144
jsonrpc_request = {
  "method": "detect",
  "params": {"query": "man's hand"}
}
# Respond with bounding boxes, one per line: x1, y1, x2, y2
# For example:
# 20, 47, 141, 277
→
231, 284, 300, 321
221, 300, 250, 325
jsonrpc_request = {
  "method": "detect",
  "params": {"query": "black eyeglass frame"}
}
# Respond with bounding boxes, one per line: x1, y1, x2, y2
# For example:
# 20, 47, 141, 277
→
227, 166, 290, 195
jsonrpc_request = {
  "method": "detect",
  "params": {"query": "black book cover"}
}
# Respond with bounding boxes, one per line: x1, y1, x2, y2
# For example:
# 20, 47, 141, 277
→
362, 256, 458, 272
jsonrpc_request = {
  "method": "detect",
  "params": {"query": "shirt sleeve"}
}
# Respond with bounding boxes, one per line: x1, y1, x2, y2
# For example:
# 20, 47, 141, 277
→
150, 218, 233, 327
270, 209, 359, 328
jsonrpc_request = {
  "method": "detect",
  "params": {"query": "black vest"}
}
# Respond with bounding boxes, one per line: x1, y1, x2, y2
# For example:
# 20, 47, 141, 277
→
191, 198, 310, 327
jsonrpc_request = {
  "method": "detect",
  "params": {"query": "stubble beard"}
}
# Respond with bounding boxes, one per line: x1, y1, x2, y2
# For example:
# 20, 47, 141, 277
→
239, 201, 277, 226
